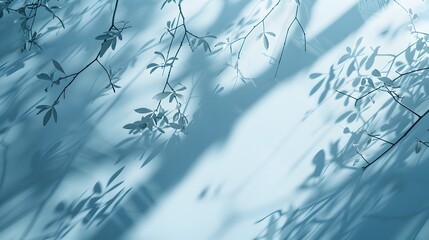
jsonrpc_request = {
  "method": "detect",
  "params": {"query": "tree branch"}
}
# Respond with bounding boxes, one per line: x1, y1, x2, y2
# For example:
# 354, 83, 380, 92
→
275, 3, 306, 78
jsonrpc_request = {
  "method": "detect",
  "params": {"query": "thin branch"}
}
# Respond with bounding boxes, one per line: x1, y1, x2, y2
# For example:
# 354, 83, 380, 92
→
275, 3, 306, 78
355, 66, 429, 105
356, 151, 370, 165
155, 33, 186, 111
50, 0, 121, 104
225, 0, 282, 76
335, 89, 357, 100
255, 210, 283, 224
364, 132, 394, 145
384, 84, 421, 118
110, 0, 120, 29
417, 139, 429, 148
363, 107, 429, 170
96, 59, 116, 93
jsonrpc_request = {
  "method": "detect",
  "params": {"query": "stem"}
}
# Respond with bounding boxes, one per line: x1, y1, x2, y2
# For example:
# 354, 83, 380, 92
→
275, 3, 306, 78
228, 0, 282, 68
364, 132, 394, 145
156, 33, 186, 111
51, 0, 120, 104
96, 59, 115, 92
384, 84, 421, 118
355, 66, 429, 106
335, 89, 357, 100
363, 107, 429, 170
356, 151, 370, 165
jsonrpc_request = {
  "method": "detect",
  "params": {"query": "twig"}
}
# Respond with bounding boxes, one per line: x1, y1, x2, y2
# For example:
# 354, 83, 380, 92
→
96, 59, 115, 92
355, 66, 429, 106
335, 89, 357, 101
363, 107, 429, 170
225, 0, 283, 79
51, 0, 121, 104
275, 3, 306, 78
364, 131, 394, 145
417, 139, 429, 148
384, 84, 421, 118
356, 150, 370, 165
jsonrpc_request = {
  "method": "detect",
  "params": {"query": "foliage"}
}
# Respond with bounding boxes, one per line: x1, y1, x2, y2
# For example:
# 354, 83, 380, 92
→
0, 0, 64, 51
255, 1, 429, 238
9, 0, 426, 239
43, 167, 131, 239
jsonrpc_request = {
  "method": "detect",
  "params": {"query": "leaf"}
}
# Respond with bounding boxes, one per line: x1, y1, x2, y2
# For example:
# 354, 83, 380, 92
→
347, 61, 356, 77
378, 77, 394, 85
309, 73, 322, 79
338, 54, 350, 64
43, 109, 52, 126
215, 42, 226, 48
263, 34, 269, 50
266, 32, 276, 37
157, 127, 165, 133
70, 197, 89, 217
328, 65, 335, 81
52, 107, 57, 123
203, 41, 211, 52
169, 123, 181, 129
371, 69, 381, 77
99, 40, 112, 58
154, 51, 165, 61
36, 105, 51, 110
55, 201, 66, 212
95, 34, 111, 40
111, 37, 117, 50
415, 141, 422, 153
107, 167, 125, 187
153, 92, 172, 101
359, 56, 368, 67
346, 47, 351, 54
150, 66, 159, 74
347, 113, 358, 122
176, 85, 187, 91
309, 79, 324, 96
197, 38, 204, 47
135, 108, 152, 114
336, 111, 352, 123
176, 94, 185, 101
37, 73, 51, 81
82, 207, 98, 225
105, 181, 124, 194
365, 47, 379, 70
405, 46, 415, 65
367, 78, 375, 88
88, 196, 101, 208
355, 37, 363, 49
123, 123, 136, 129
93, 182, 102, 194
318, 88, 328, 104
416, 39, 424, 51
52, 59, 65, 74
